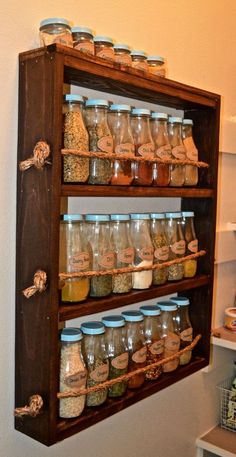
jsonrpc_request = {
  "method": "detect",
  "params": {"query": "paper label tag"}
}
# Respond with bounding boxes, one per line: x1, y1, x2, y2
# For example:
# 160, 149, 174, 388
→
97, 48, 114, 59
115, 143, 135, 155
98, 252, 115, 269
115, 54, 131, 65
188, 239, 198, 253
181, 327, 193, 342
97, 136, 113, 153
53, 36, 72, 47
172, 145, 186, 160
137, 143, 154, 157
74, 41, 94, 54
132, 346, 147, 363
139, 247, 154, 261
65, 370, 87, 389
183, 137, 198, 161
111, 352, 129, 370
171, 240, 186, 255
156, 144, 172, 159
149, 340, 164, 355
132, 61, 147, 71
69, 252, 90, 271
90, 363, 109, 382
154, 245, 169, 261
118, 247, 134, 264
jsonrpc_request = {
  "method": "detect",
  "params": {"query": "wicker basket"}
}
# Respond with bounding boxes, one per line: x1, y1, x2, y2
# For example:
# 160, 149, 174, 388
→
217, 376, 236, 432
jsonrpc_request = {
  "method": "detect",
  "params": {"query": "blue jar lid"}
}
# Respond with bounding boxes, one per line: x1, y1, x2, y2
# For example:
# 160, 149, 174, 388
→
85, 99, 109, 108
114, 44, 131, 52
40, 17, 70, 28
94, 35, 113, 44
147, 56, 164, 63
151, 112, 168, 120
183, 119, 193, 125
165, 212, 181, 219
181, 211, 194, 217
130, 213, 150, 220
61, 214, 83, 221
71, 26, 93, 36
168, 117, 183, 124
110, 214, 130, 221
81, 321, 105, 335
122, 311, 144, 322
109, 104, 131, 112
150, 213, 165, 219
170, 297, 190, 306
157, 301, 177, 311
131, 108, 150, 116
102, 315, 125, 327
139, 305, 161, 316
61, 328, 83, 342
130, 50, 147, 58
63, 94, 84, 103
85, 214, 109, 222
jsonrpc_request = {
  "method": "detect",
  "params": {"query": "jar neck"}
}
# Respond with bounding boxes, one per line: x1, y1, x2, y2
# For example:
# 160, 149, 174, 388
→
151, 120, 169, 145
85, 106, 109, 124
168, 123, 182, 142
150, 218, 166, 236
176, 306, 191, 329
182, 217, 196, 240
182, 125, 193, 139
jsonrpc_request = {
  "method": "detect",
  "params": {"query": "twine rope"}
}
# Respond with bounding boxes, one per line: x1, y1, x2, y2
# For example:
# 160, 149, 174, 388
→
22, 270, 47, 298
59, 250, 205, 280
14, 395, 43, 417
61, 149, 209, 168
57, 334, 201, 398
19, 141, 51, 171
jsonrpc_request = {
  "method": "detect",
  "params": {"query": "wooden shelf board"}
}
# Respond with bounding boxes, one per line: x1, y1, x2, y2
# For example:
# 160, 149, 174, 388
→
59, 275, 210, 321
57, 357, 206, 442
211, 327, 236, 350
196, 425, 236, 457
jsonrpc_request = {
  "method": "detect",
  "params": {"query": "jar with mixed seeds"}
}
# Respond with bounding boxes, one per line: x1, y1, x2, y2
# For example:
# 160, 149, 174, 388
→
102, 315, 128, 397
114, 44, 132, 66
130, 213, 154, 289
63, 94, 89, 183
131, 51, 148, 71
181, 211, 198, 278
151, 112, 171, 186
157, 301, 180, 372
121, 311, 147, 389
109, 104, 134, 185
150, 213, 169, 285
59, 328, 87, 418
147, 56, 166, 77
59, 214, 90, 303
110, 214, 134, 293
85, 214, 114, 297
182, 119, 198, 186
85, 99, 113, 184
139, 305, 164, 380
170, 296, 193, 365
39, 17, 73, 47
165, 212, 185, 281
72, 26, 95, 55
94, 36, 115, 61
131, 108, 155, 186
168, 117, 186, 187
81, 322, 109, 407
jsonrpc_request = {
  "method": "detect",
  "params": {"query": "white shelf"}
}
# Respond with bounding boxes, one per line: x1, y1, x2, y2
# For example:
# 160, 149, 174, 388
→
211, 327, 236, 350
196, 425, 236, 457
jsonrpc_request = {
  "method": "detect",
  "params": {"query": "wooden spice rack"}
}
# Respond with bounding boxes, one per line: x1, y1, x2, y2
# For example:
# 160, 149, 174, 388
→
15, 44, 220, 446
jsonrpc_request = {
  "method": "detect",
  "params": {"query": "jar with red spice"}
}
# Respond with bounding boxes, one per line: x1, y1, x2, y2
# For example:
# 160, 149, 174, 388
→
108, 104, 135, 185
151, 112, 171, 186
131, 108, 155, 186
71, 26, 95, 55
94, 36, 115, 61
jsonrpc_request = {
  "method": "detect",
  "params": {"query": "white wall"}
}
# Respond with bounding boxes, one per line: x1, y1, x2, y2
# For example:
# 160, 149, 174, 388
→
1, 1, 236, 456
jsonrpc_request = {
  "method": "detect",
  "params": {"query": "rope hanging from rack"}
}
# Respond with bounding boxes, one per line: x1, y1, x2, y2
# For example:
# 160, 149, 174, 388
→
14, 395, 43, 417
19, 141, 51, 171
22, 270, 47, 298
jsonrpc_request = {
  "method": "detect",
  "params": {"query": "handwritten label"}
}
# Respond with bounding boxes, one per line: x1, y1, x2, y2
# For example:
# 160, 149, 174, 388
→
97, 136, 113, 153
90, 363, 109, 382
69, 252, 90, 271
115, 143, 135, 155
132, 346, 147, 363
172, 145, 186, 160
98, 252, 115, 269
137, 143, 154, 157
188, 239, 198, 253
111, 352, 129, 370
65, 370, 87, 389
118, 247, 134, 264
156, 144, 171, 159
171, 240, 186, 255
115, 54, 131, 65
163, 332, 180, 372
74, 41, 94, 55
183, 137, 198, 161
139, 247, 154, 261
154, 245, 169, 261
180, 327, 193, 342
96, 48, 114, 60
149, 340, 164, 355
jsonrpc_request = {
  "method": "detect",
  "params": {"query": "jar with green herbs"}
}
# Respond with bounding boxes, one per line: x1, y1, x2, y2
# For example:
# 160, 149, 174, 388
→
102, 315, 129, 397
150, 213, 169, 285
158, 301, 180, 372
129, 213, 154, 289
168, 117, 186, 187
151, 112, 171, 186
170, 296, 193, 365
131, 108, 155, 186
181, 211, 198, 278
81, 321, 109, 407
63, 94, 89, 183
122, 311, 147, 389
165, 212, 185, 281
85, 99, 113, 184
139, 305, 164, 380
182, 119, 198, 186
85, 214, 114, 297
110, 214, 134, 293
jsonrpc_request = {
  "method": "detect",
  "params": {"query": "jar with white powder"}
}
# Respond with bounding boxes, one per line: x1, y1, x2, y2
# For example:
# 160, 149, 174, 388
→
129, 213, 154, 289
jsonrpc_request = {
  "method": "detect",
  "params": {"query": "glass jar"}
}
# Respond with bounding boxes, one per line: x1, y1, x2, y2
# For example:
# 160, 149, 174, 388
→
85, 214, 114, 297
168, 117, 186, 187
131, 108, 155, 186
165, 212, 186, 281
114, 44, 132, 66
182, 119, 199, 186
170, 296, 193, 365
121, 311, 147, 388
157, 301, 180, 372
63, 94, 89, 183
110, 214, 134, 293
108, 104, 135, 185
150, 213, 169, 285
102, 315, 129, 397
59, 214, 90, 302
151, 112, 171, 186
181, 211, 198, 278
85, 99, 113, 185
130, 213, 154, 289
131, 51, 148, 71
59, 328, 87, 418
81, 322, 109, 406
94, 36, 115, 61
139, 305, 164, 380
147, 56, 166, 77
39, 18, 73, 47
72, 26, 95, 55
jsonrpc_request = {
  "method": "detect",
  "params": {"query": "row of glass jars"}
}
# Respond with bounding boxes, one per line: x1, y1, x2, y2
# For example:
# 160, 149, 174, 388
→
63, 95, 199, 187
39, 18, 166, 76
59, 298, 193, 418
59, 211, 198, 302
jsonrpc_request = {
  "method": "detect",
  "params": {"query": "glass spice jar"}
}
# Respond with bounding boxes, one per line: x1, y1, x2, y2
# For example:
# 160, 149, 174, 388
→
165, 212, 186, 281
110, 214, 134, 293
102, 315, 129, 397
39, 17, 73, 47
85, 99, 113, 185
151, 112, 171, 186
147, 56, 166, 77
131, 108, 155, 186
131, 51, 148, 71
63, 94, 89, 183
168, 117, 186, 187
181, 211, 198, 278
59, 328, 87, 418
170, 296, 193, 365
150, 213, 169, 285
139, 305, 164, 380
108, 104, 135, 185
85, 214, 114, 297
157, 301, 180, 372
71, 26, 95, 55
114, 44, 132, 66
182, 119, 199, 186
59, 214, 90, 303
130, 213, 154, 289
121, 311, 147, 389
94, 36, 115, 61
81, 322, 109, 407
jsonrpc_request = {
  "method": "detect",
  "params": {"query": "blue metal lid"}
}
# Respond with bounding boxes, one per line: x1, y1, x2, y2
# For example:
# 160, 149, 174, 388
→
40, 17, 70, 28
94, 36, 113, 44
151, 112, 168, 120
121, 311, 144, 322
130, 50, 147, 57
147, 56, 164, 63
61, 328, 83, 342
85, 99, 109, 107
150, 213, 165, 219
183, 119, 193, 125
157, 301, 177, 311
131, 108, 150, 116
109, 104, 131, 112
181, 211, 194, 217
170, 297, 190, 306
63, 94, 84, 103
165, 212, 181, 219
114, 44, 131, 52
81, 321, 105, 335
102, 315, 125, 327
71, 26, 93, 35
168, 117, 183, 124
61, 214, 83, 221
130, 213, 150, 220
85, 214, 109, 222
110, 214, 130, 221
139, 305, 161, 316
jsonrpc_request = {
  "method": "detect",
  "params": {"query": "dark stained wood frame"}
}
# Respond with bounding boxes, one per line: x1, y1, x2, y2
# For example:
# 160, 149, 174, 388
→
15, 44, 220, 446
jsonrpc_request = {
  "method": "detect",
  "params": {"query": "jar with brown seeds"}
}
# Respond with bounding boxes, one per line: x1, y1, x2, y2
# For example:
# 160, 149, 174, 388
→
150, 213, 169, 285
165, 212, 185, 281
110, 214, 134, 294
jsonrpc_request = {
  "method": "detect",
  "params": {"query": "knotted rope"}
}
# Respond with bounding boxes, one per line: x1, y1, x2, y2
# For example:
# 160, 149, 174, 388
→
19, 141, 51, 171
22, 270, 47, 298
14, 395, 43, 417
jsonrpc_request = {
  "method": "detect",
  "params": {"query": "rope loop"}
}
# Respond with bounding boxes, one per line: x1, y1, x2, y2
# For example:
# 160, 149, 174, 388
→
22, 270, 47, 298
19, 141, 51, 171
14, 395, 43, 417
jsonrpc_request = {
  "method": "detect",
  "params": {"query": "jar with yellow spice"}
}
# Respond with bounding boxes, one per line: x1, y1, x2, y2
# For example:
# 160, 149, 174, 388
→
181, 211, 198, 278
